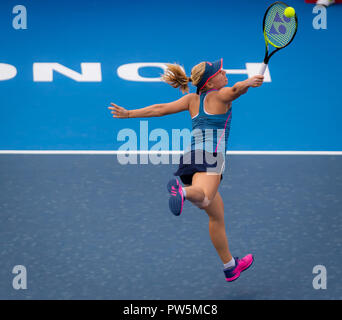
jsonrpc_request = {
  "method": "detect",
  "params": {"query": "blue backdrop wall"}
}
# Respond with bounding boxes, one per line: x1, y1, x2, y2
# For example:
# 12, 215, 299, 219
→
0, 0, 341, 151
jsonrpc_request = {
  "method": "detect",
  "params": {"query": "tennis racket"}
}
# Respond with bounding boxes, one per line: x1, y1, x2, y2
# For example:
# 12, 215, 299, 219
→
259, 1, 298, 75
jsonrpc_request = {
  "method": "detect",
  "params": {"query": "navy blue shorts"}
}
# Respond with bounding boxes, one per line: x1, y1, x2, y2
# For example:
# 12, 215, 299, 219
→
174, 150, 225, 185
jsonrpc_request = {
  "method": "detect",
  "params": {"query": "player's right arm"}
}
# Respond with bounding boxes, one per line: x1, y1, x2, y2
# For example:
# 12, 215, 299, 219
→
217, 75, 264, 103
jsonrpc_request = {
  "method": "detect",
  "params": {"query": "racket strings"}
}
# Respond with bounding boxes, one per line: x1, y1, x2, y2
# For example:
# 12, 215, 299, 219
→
264, 3, 296, 48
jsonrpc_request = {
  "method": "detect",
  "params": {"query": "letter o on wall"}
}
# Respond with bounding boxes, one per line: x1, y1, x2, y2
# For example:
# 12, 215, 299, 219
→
117, 63, 170, 82
0, 63, 17, 81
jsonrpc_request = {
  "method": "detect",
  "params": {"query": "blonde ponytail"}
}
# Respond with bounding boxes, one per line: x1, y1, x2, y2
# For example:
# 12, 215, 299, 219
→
161, 62, 207, 94
161, 64, 190, 94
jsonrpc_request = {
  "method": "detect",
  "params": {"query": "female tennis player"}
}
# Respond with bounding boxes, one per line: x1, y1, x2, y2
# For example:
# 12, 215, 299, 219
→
108, 59, 263, 282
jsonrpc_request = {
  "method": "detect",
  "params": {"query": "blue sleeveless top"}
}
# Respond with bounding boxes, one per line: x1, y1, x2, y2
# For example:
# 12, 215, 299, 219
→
190, 89, 232, 155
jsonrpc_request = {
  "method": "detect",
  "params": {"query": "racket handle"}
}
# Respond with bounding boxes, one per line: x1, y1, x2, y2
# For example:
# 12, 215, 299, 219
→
259, 62, 268, 75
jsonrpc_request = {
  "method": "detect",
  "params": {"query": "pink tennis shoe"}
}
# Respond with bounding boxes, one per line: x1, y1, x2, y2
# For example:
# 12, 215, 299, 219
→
167, 178, 185, 216
224, 254, 254, 282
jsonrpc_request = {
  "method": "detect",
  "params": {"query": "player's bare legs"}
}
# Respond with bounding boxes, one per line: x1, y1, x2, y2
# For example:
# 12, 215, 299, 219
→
182, 173, 233, 263
204, 191, 233, 263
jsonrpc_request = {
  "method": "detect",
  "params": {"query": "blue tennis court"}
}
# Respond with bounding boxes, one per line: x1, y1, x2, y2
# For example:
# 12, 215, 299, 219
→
0, 0, 341, 299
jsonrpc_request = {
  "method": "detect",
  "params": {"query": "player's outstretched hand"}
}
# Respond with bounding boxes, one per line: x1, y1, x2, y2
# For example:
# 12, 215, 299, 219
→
249, 75, 264, 88
108, 103, 130, 118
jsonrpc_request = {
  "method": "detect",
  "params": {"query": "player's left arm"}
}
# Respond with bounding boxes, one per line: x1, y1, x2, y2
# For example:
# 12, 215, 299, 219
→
157, 93, 192, 116
109, 94, 191, 118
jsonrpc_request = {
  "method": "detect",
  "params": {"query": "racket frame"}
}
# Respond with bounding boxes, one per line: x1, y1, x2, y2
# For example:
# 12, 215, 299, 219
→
260, 1, 298, 74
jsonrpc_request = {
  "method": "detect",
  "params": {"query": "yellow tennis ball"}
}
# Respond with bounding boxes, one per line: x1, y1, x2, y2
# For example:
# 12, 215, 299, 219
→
284, 7, 295, 18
